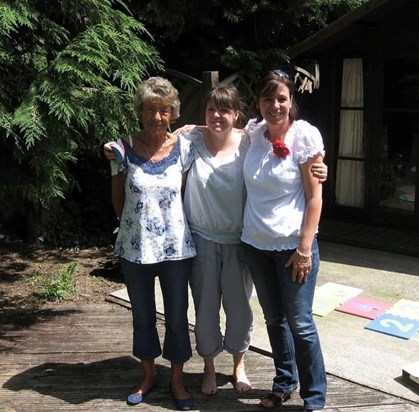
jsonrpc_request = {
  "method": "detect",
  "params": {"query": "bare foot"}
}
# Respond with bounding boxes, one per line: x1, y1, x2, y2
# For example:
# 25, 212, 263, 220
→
233, 370, 251, 393
202, 359, 217, 395
232, 353, 251, 393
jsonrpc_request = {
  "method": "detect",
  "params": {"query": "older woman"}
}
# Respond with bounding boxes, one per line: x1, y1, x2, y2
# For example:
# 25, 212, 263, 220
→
111, 77, 195, 411
242, 70, 327, 412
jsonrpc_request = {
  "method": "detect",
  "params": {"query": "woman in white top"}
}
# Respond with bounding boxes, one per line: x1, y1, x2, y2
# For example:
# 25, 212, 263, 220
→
182, 85, 253, 395
241, 70, 326, 412
181, 85, 327, 397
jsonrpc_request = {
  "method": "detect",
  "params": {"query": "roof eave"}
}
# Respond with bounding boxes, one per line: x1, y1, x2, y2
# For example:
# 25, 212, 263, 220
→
289, 0, 405, 59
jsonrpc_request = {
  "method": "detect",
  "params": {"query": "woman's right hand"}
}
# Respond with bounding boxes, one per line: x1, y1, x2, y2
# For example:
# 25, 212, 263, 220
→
173, 124, 208, 136
103, 142, 116, 160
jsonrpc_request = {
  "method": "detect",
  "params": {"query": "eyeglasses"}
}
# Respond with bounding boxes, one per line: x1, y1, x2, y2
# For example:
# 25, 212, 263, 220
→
272, 69, 290, 79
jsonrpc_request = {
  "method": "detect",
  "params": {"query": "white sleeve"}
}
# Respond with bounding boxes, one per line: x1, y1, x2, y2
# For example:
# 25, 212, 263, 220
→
293, 121, 325, 164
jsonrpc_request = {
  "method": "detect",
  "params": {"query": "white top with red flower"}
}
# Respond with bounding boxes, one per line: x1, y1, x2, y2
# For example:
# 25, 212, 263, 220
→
241, 119, 325, 251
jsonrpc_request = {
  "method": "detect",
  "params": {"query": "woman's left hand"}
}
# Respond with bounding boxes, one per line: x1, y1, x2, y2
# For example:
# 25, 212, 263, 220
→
286, 251, 311, 283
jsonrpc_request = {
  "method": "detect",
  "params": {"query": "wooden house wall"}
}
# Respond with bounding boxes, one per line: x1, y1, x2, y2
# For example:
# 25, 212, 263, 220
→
290, 0, 419, 226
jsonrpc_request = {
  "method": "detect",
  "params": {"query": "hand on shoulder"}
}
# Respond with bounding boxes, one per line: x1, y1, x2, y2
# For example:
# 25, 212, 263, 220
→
173, 124, 204, 136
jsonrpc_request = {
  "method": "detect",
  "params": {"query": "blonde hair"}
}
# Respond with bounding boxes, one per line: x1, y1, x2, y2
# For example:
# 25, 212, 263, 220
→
134, 76, 180, 122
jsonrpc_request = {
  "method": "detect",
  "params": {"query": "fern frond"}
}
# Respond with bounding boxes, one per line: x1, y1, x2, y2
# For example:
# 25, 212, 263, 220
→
0, 1, 36, 35
0, 0, 163, 216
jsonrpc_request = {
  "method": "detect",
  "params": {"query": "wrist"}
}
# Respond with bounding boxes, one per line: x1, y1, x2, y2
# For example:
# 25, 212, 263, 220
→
296, 248, 312, 259
110, 160, 119, 176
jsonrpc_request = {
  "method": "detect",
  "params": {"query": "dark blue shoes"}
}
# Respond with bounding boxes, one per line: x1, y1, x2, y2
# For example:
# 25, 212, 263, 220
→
169, 383, 194, 411
126, 382, 194, 410
173, 396, 194, 411
126, 383, 158, 406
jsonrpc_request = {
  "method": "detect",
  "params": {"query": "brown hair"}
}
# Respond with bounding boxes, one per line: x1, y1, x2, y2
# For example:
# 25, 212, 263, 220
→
204, 84, 246, 126
253, 71, 299, 123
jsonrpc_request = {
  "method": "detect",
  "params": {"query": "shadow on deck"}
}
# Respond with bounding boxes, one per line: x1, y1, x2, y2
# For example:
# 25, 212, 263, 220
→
319, 218, 419, 258
1, 303, 418, 411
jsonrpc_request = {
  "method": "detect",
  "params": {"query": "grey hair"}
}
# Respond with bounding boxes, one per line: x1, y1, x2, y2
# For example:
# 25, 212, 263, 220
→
134, 76, 180, 121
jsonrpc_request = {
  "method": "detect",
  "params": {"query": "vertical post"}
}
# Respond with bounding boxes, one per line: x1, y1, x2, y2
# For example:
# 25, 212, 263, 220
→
201, 71, 219, 123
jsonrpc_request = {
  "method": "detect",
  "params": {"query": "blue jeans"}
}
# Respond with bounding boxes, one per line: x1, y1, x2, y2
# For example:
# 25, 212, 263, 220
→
121, 258, 192, 364
243, 239, 326, 410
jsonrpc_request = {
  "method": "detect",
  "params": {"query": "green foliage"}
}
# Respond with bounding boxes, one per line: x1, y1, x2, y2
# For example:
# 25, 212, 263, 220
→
27, 263, 78, 301
26, 272, 42, 286
0, 0, 367, 243
42, 262, 78, 301
131, 0, 367, 77
0, 0, 162, 236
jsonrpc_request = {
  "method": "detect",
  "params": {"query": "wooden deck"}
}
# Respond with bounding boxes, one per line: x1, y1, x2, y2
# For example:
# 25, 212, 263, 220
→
1, 303, 418, 411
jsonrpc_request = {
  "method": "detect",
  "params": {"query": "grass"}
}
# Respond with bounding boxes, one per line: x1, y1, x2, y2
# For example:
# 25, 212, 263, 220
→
28, 262, 78, 301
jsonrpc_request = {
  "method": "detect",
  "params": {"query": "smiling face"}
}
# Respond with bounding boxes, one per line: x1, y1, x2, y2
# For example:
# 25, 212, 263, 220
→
258, 84, 293, 126
205, 98, 239, 134
254, 72, 299, 124
134, 77, 180, 134
140, 100, 172, 134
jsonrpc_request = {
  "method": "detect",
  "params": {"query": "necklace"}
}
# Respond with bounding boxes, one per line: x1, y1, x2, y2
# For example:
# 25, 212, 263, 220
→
133, 132, 156, 163
135, 131, 171, 163
142, 141, 155, 163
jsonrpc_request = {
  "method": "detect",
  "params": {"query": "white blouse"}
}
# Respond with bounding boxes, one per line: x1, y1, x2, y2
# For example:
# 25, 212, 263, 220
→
114, 135, 196, 264
241, 119, 325, 251
183, 128, 249, 244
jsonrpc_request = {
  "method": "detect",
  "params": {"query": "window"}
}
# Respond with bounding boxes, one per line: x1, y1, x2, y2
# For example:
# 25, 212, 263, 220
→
379, 59, 418, 213
335, 58, 365, 208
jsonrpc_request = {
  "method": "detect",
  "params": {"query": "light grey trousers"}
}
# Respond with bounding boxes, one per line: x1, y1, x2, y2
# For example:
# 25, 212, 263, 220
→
189, 234, 254, 358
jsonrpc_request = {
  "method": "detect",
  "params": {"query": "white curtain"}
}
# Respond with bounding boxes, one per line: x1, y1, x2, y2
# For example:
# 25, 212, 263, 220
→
335, 58, 365, 207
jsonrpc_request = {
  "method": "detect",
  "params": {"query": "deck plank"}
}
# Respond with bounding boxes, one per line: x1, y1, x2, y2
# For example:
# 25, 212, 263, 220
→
1, 303, 418, 412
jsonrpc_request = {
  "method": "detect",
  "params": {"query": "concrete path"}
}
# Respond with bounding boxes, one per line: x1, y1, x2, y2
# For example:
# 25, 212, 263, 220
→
249, 241, 419, 403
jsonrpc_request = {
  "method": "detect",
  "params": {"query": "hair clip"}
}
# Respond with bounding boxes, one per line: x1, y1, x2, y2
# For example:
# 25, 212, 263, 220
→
273, 69, 290, 79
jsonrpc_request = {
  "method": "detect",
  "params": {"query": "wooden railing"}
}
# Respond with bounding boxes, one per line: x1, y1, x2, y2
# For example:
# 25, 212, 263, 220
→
165, 66, 321, 129
165, 69, 257, 129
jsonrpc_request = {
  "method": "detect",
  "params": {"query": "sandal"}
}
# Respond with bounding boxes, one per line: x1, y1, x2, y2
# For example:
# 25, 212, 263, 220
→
259, 390, 296, 409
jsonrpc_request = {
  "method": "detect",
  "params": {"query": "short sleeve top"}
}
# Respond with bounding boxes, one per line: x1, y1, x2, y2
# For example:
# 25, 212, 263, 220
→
114, 135, 196, 264
241, 119, 324, 251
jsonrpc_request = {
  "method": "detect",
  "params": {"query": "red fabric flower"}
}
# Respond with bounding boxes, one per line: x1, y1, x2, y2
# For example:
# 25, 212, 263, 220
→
272, 139, 290, 158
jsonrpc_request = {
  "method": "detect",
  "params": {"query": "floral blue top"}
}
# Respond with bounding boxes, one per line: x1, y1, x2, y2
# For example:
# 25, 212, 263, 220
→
114, 136, 196, 264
